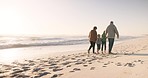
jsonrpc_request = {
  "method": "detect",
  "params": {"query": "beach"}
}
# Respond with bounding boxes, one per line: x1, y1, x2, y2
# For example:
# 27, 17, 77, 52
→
0, 35, 148, 78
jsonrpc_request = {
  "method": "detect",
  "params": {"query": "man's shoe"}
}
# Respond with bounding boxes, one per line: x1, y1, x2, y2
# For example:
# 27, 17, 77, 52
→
88, 50, 90, 54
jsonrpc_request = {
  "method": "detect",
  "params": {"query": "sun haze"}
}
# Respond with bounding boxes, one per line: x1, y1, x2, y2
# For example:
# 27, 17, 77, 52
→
0, 0, 148, 36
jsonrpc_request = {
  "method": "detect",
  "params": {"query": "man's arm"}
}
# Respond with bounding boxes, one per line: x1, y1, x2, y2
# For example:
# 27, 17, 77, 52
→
114, 26, 119, 38
105, 27, 108, 37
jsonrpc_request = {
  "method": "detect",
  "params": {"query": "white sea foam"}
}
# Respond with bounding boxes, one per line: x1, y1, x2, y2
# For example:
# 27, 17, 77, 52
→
0, 35, 138, 49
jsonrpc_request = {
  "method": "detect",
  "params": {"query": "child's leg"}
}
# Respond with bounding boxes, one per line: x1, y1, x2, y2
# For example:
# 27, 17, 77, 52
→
104, 42, 106, 53
98, 44, 101, 53
99, 44, 101, 51
101, 42, 103, 52
97, 44, 100, 53
97, 44, 99, 52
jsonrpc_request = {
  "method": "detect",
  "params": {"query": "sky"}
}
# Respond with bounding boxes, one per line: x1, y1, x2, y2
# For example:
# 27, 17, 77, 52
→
0, 0, 148, 36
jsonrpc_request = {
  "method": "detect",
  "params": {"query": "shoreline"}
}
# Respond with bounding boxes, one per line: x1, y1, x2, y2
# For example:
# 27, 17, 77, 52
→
0, 36, 148, 78
0, 35, 141, 64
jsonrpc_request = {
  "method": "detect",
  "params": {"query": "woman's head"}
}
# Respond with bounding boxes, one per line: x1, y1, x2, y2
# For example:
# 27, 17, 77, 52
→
93, 26, 97, 30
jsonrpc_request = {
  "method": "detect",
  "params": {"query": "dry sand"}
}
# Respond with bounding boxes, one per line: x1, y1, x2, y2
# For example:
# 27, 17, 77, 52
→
0, 36, 148, 78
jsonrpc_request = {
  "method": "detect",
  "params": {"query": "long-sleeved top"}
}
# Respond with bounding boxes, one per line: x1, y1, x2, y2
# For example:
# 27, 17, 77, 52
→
102, 32, 106, 42
96, 38, 102, 44
88, 30, 97, 42
106, 24, 119, 38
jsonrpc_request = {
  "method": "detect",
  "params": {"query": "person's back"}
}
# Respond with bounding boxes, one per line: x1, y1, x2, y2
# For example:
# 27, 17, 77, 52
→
88, 26, 97, 54
89, 30, 97, 42
106, 21, 119, 54
106, 23, 119, 38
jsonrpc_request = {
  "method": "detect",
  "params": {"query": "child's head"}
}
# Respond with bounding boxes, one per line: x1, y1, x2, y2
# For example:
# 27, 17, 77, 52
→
103, 31, 106, 33
97, 34, 100, 38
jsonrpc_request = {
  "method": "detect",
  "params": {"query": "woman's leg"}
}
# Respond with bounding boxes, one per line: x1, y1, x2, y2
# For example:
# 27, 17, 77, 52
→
101, 42, 104, 51
88, 41, 93, 53
92, 42, 95, 53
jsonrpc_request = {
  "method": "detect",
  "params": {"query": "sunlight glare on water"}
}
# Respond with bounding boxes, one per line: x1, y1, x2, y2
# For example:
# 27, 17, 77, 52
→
0, 48, 24, 64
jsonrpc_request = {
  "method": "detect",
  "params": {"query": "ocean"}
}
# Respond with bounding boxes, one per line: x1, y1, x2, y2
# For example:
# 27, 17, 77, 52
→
0, 36, 89, 49
0, 35, 139, 64
0, 35, 137, 49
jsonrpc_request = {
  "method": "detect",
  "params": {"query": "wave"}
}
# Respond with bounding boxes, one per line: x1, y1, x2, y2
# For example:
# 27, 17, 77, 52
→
0, 36, 88, 49
0, 35, 138, 49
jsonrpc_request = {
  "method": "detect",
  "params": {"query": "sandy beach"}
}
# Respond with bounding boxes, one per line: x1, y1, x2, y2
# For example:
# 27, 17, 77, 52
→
0, 35, 148, 78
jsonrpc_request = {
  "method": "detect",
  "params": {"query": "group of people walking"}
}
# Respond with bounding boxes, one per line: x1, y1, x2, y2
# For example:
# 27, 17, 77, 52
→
88, 21, 119, 54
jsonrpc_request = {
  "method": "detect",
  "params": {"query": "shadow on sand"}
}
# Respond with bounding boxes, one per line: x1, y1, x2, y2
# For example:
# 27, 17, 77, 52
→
130, 53, 148, 56
115, 53, 148, 56
116, 53, 148, 56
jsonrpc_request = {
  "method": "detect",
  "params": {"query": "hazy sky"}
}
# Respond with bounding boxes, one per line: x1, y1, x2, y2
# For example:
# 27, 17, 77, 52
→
0, 0, 148, 36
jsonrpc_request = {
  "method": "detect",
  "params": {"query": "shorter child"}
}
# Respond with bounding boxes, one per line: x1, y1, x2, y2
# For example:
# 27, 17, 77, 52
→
101, 31, 106, 54
96, 34, 102, 54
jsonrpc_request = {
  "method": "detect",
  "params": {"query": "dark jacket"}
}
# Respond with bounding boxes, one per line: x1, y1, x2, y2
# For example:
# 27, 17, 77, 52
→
89, 30, 97, 42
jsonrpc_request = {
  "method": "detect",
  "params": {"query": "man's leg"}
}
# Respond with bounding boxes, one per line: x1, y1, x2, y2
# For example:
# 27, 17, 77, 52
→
108, 38, 114, 53
110, 38, 114, 53
108, 38, 111, 53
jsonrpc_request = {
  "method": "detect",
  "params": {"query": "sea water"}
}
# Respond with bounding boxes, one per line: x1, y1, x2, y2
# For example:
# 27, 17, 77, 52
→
0, 35, 138, 64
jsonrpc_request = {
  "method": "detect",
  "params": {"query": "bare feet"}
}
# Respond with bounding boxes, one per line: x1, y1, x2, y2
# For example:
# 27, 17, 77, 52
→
101, 51, 104, 54
104, 50, 106, 54
97, 51, 100, 54
88, 50, 90, 54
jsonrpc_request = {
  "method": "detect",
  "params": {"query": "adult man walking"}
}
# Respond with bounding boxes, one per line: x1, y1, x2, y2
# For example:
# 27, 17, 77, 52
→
106, 21, 119, 54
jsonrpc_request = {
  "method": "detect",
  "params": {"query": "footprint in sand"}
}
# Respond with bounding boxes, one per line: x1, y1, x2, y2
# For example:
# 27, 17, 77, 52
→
10, 74, 30, 78
66, 65, 72, 68
124, 63, 135, 67
69, 70, 75, 72
61, 61, 71, 66
51, 74, 58, 78
0, 76, 6, 78
71, 58, 76, 60
102, 66, 107, 67
0, 70, 5, 74
90, 67, 95, 70
69, 68, 81, 73
32, 67, 43, 72
88, 62, 92, 64
38, 72, 50, 77
73, 68, 81, 71
115, 62, 122, 66
75, 62, 83, 65
83, 65, 88, 67
51, 73, 64, 78
53, 68, 63, 72
11, 69, 24, 74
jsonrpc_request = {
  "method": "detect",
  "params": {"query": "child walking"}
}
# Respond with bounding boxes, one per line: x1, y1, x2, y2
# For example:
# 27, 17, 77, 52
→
96, 34, 102, 54
101, 31, 106, 54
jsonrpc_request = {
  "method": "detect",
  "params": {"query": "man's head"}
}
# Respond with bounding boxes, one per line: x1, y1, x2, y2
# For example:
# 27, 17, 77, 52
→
110, 21, 113, 24
93, 26, 97, 30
